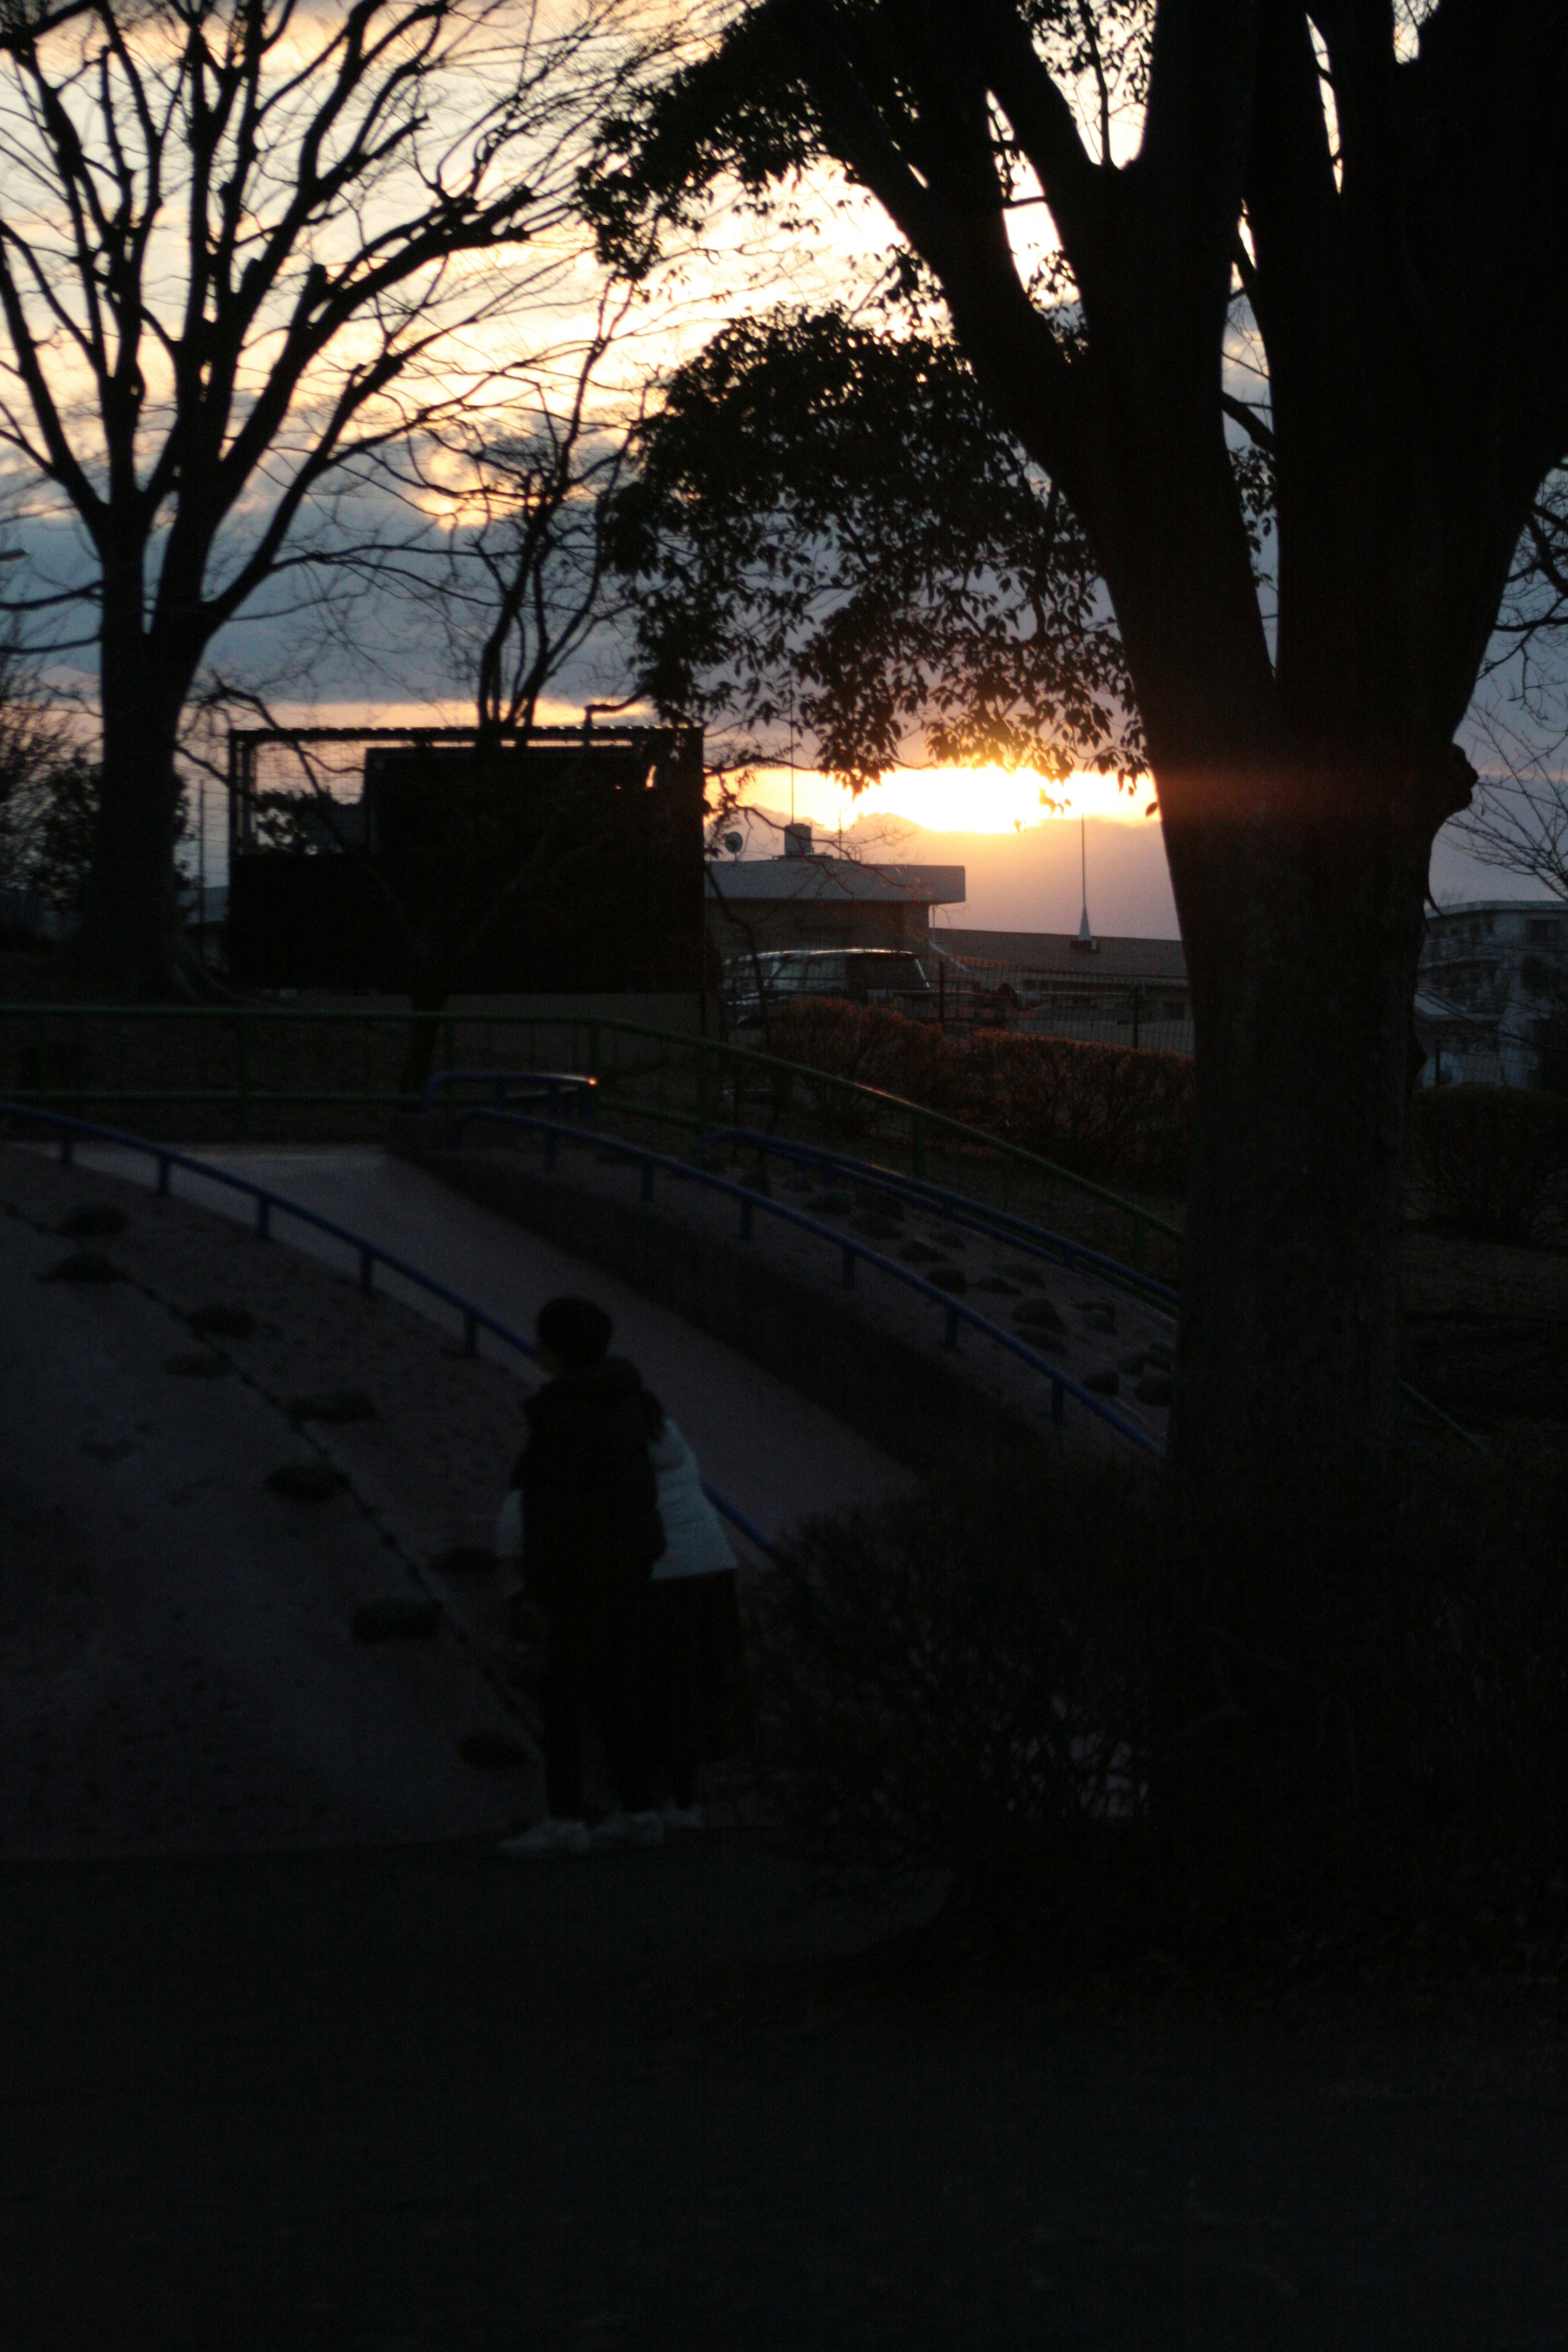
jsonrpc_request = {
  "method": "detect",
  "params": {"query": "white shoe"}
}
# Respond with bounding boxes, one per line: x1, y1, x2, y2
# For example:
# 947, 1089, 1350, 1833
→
591, 1809, 665, 1849
497, 1815, 590, 1858
661, 1801, 705, 1832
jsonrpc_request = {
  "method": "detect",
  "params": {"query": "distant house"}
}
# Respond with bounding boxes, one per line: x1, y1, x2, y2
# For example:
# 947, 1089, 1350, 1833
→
1416, 900, 1568, 1089
706, 824, 965, 959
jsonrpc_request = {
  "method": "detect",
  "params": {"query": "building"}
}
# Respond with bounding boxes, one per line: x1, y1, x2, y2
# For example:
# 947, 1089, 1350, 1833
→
931, 926, 1191, 1050
705, 823, 965, 960
226, 724, 704, 993
1416, 899, 1568, 1089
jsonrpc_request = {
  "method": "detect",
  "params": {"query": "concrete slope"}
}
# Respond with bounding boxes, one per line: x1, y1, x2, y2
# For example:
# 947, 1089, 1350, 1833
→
0, 1155, 535, 1858
62, 1142, 911, 1546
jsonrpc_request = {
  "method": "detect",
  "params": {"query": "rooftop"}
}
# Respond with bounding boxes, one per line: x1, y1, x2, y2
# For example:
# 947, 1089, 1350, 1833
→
935, 927, 1188, 983
705, 855, 965, 906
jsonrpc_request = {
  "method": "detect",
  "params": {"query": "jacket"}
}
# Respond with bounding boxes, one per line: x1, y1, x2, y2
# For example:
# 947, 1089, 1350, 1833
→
648, 1421, 736, 1581
513, 1357, 663, 1609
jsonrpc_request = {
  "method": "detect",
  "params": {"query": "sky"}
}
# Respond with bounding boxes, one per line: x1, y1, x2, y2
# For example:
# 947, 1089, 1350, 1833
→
7, 1, 1564, 937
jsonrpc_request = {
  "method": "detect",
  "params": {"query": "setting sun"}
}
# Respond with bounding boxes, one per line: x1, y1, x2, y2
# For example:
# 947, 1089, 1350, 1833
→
735, 764, 1153, 836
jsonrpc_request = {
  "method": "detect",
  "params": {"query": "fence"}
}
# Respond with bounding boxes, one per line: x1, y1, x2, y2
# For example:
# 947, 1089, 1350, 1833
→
0, 1000, 1183, 1275
926, 952, 1193, 1053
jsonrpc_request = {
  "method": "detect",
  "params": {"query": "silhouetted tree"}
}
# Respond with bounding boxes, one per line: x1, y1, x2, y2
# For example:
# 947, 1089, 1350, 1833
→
590, 0, 1568, 1554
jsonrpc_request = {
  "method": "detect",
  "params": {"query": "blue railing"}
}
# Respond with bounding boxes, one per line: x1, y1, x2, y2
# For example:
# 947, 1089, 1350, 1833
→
439, 1105, 1167, 1459
421, 1069, 597, 1119
0, 1101, 780, 1560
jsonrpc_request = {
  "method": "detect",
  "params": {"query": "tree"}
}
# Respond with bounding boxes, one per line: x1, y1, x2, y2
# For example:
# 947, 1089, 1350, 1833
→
609, 301, 1144, 792
591, 2, 1568, 1554
0, 0, 630, 995
0, 628, 99, 921
1449, 472, 1568, 895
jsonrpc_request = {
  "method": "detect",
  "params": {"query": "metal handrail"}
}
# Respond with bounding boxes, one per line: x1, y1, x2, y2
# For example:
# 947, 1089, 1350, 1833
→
437, 1087, 1479, 1453
442, 1105, 1167, 1458
0, 1100, 780, 1560
0, 999, 1182, 1264
684, 1126, 1181, 1314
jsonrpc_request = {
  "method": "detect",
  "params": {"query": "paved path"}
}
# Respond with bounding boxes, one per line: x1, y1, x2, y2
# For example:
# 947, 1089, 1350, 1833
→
60, 1143, 911, 1548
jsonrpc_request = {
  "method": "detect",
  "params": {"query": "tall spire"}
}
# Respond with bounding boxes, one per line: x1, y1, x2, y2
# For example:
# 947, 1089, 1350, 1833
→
1077, 814, 1094, 943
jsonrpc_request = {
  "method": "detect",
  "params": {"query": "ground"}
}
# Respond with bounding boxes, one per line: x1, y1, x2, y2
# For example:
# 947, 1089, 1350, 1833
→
6, 1841, 1568, 2350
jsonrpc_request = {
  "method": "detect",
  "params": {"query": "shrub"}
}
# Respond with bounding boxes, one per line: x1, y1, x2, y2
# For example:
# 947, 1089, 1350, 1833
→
748, 1449, 1568, 1974
1408, 1084, 1568, 1243
769, 998, 1192, 1191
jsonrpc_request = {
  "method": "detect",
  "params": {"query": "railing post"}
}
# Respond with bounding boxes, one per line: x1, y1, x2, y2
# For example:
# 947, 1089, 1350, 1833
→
697, 1038, 710, 1127
641, 1158, 654, 1203
360, 1246, 375, 1294
58, 1127, 72, 1166
254, 1194, 270, 1238
463, 1309, 478, 1356
157, 1156, 171, 1197
740, 1195, 753, 1241
841, 1245, 855, 1289
944, 1301, 958, 1349
1131, 1216, 1144, 1271
1051, 1379, 1065, 1425
544, 1129, 558, 1172
911, 1108, 927, 1180
235, 1013, 249, 1136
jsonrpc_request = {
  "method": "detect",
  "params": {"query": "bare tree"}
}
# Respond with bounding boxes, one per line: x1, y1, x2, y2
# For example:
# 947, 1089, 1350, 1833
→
1452, 473, 1568, 896
0, 0, 637, 994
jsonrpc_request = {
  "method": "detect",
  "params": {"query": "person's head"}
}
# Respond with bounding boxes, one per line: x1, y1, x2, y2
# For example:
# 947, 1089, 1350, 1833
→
535, 1295, 612, 1376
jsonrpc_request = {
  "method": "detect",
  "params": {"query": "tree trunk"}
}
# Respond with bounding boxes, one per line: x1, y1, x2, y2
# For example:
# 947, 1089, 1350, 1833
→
71, 622, 198, 1000
1163, 781, 1435, 1546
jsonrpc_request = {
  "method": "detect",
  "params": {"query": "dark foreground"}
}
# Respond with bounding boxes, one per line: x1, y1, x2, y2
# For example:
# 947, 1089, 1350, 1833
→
3, 1838, 1565, 2351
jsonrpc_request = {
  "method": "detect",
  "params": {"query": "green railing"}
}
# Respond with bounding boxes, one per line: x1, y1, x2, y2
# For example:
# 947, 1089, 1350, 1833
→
0, 1001, 1182, 1270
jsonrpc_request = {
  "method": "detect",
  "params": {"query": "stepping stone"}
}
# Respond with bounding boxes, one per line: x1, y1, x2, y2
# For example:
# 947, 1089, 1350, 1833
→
430, 1545, 496, 1577
190, 1303, 255, 1339
781, 1173, 817, 1195
351, 1594, 440, 1642
1084, 1368, 1121, 1396
267, 1460, 347, 1501
854, 1189, 903, 1221
1118, 1353, 1148, 1376
927, 1265, 967, 1294
163, 1351, 228, 1379
974, 1276, 1020, 1296
1015, 1298, 1066, 1334
898, 1239, 944, 1263
457, 1730, 532, 1769
1135, 1373, 1174, 1406
1077, 1300, 1117, 1334
851, 1211, 903, 1241
60, 1204, 126, 1238
806, 1191, 854, 1216
996, 1262, 1045, 1287
1145, 1341, 1174, 1370
42, 1250, 124, 1283
287, 1388, 376, 1425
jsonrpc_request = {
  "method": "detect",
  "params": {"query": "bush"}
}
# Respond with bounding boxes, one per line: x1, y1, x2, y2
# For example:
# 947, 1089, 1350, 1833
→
748, 1449, 1568, 1975
769, 998, 1192, 1191
1408, 1084, 1568, 1244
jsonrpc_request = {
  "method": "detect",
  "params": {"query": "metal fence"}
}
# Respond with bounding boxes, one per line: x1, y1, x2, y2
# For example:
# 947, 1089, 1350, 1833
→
925, 953, 1193, 1053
